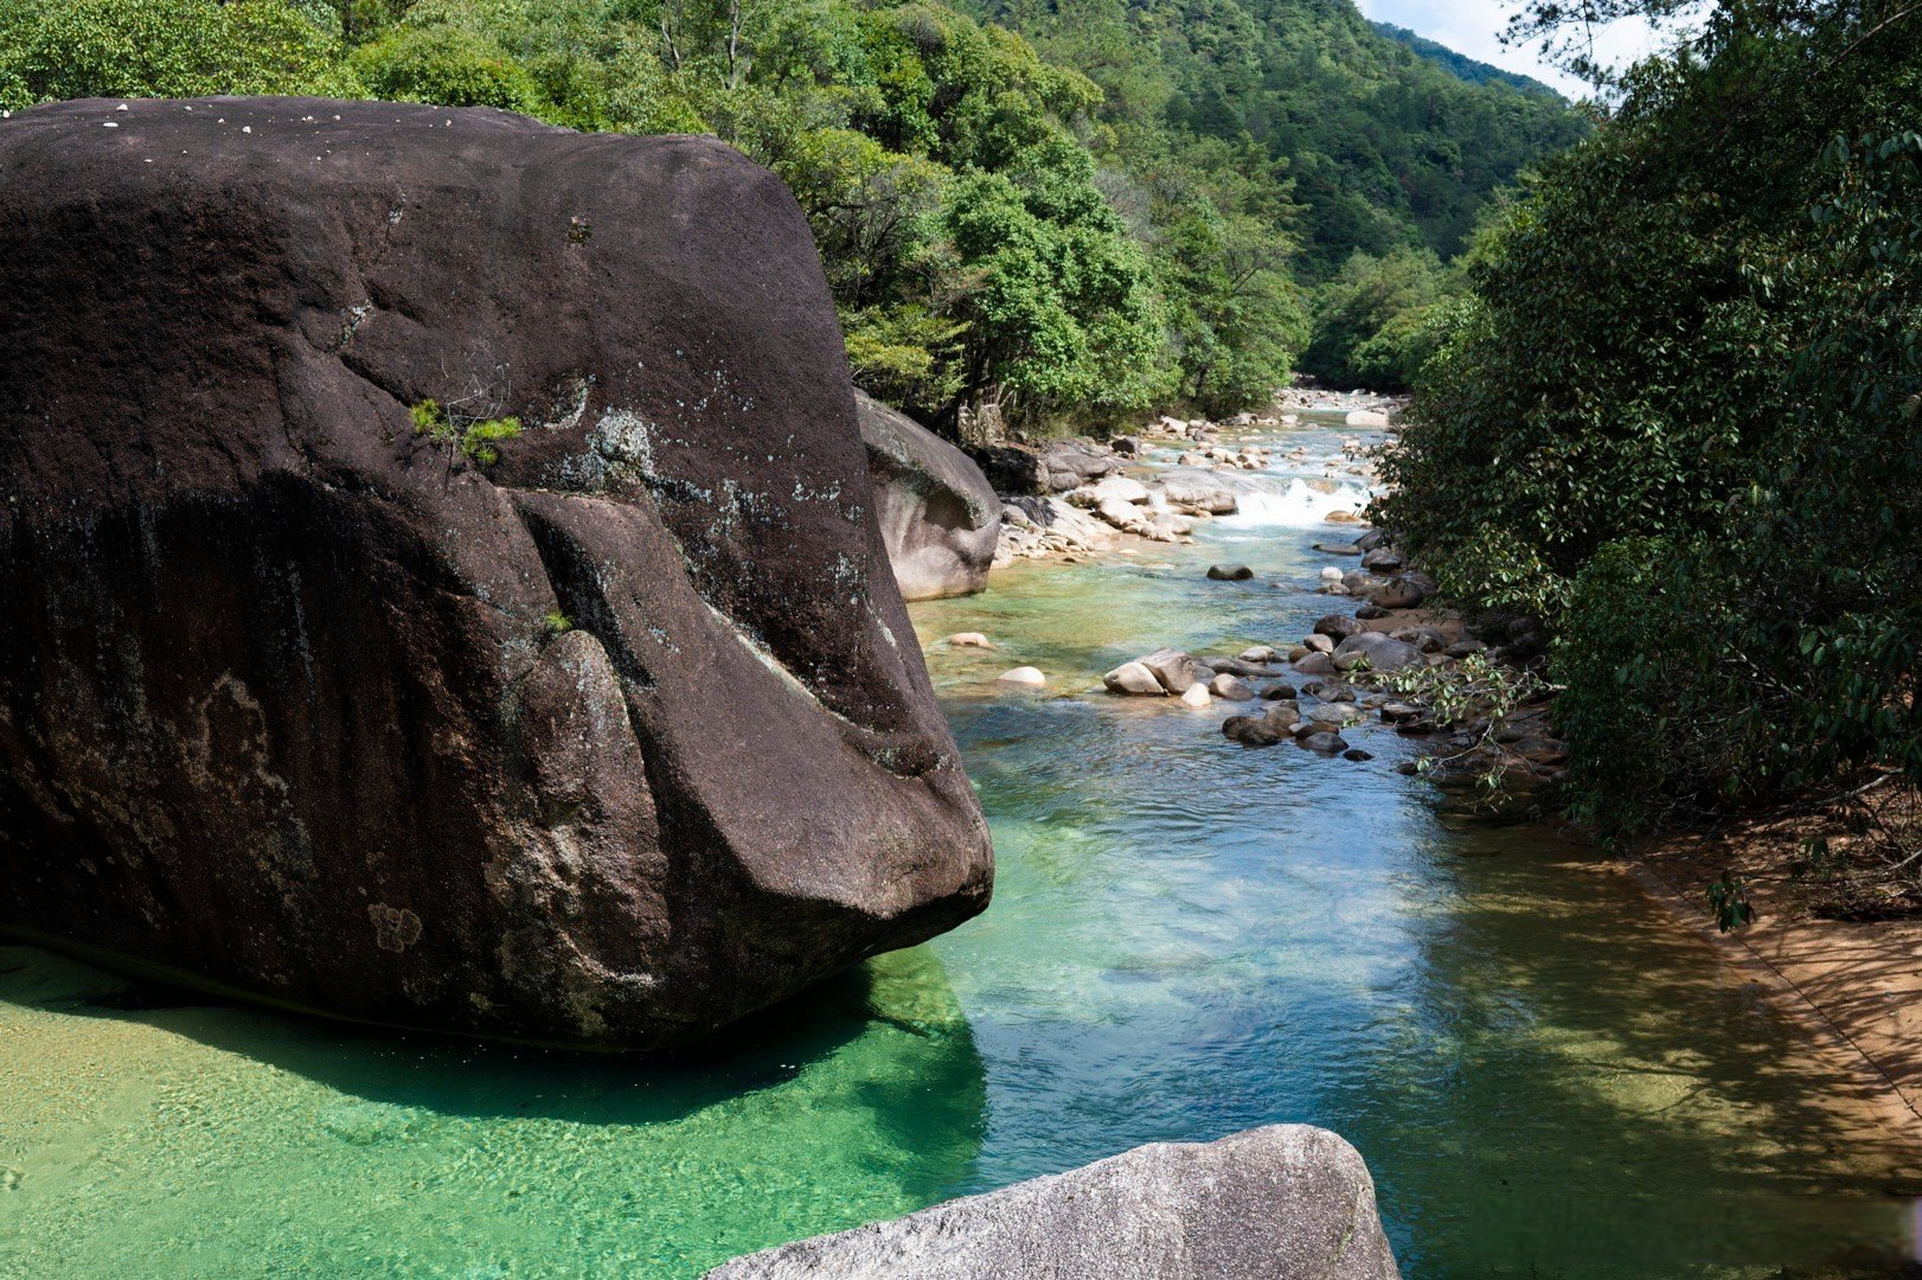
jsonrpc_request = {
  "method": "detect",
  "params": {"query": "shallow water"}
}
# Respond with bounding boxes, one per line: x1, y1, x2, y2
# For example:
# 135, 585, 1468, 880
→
1, 425, 1916, 1278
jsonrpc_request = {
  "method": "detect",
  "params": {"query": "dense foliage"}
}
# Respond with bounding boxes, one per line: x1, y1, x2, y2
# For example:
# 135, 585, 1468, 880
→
0, 0, 1583, 427
1379, 0, 1922, 835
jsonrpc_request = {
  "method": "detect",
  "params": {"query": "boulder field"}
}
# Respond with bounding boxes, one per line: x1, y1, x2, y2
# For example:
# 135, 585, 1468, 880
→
0, 98, 992, 1049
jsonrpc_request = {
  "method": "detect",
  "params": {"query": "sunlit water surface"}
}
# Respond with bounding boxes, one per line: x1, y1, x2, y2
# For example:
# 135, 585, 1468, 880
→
2, 424, 1916, 1278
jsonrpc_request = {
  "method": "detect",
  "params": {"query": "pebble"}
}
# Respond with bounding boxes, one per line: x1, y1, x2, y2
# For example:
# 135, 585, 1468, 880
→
944, 632, 995, 649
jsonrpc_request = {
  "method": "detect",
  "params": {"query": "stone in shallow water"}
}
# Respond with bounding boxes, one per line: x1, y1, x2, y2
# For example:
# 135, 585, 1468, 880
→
1136, 648, 1198, 694
1104, 662, 1163, 696
704, 1125, 1400, 1280
0, 97, 991, 1049
997, 667, 1047, 687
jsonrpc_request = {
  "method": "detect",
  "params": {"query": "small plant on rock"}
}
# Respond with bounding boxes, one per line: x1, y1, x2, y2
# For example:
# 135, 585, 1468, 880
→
411, 398, 522, 467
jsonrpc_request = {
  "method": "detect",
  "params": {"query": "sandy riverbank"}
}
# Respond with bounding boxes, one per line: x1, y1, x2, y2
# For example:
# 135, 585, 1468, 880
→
1627, 813, 1922, 1156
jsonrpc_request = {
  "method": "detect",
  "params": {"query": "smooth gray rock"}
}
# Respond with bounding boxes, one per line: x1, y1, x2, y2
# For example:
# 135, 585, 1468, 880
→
1314, 614, 1364, 641
1039, 440, 1122, 492
1293, 651, 1338, 676
705, 1125, 1398, 1280
1333, 632, 1424, 673
1368, 578, 1428, 610
1210, 673, 1255, 701
1137, 648, 1198, 695
1151, 468, 1240, 515
1359, 546, 1404, 573
858, 391, 1001, 601
1223, 715, 1286, 746
1104, 661, 1165, 696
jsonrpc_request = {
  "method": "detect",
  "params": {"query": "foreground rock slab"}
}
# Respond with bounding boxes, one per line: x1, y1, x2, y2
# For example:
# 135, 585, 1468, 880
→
0, 98, 993, 1049
706, 1125, 1399, 1280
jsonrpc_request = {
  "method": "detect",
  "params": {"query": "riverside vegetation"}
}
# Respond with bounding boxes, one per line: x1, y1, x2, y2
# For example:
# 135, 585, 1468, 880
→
0, 0, 1580, 427
1375, 0, 1922, 918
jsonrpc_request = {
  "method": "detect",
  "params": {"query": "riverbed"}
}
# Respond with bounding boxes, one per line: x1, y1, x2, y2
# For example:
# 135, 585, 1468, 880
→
1, 421, 1915, 1277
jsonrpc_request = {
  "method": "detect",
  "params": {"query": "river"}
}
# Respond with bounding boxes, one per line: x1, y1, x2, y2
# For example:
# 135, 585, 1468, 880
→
0, 420, 1914, 1277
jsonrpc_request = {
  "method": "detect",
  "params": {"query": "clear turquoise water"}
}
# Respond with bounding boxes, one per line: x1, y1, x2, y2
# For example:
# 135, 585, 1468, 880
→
1, 425, 1915, 1278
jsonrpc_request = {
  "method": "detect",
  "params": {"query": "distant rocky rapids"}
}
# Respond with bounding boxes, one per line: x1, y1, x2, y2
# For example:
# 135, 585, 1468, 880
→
0, 98, 992, 1050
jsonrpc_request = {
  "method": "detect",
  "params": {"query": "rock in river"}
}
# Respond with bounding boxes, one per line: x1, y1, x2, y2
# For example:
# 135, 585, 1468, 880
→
1150, 468, 1240, 515
1136, 647, 1199, 695
857, 390, 1000, 601
1207, 563, 1255, 581
1333, 632, 1424, 673
1104, 662, 1164, 696
706, 1125, 1399, 1279
0, 98, 993, 1049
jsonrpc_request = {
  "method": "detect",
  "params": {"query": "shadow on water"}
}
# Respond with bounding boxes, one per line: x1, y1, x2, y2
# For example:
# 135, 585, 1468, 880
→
0, 943, 987, 1277
1353, 822, 1921, 1275
5, 942, 981, 1132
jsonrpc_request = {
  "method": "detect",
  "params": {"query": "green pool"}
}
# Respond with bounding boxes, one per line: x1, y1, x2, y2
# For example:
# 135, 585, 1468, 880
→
1, 426, 1914, 1277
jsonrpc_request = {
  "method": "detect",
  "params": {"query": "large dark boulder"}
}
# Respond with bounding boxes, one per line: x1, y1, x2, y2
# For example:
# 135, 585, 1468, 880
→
0, 98, 993, 1049
855, 391, 999, 601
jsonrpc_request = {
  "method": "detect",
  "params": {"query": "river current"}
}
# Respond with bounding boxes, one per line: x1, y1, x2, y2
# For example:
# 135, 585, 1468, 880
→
1, 421, 1915, 1277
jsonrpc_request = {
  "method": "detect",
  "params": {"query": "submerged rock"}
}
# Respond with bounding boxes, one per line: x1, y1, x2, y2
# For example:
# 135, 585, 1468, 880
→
1207, 563, 1255, 581
707, 1125, 1398, 1280
0, 98, 992, 1049
857, 391, 1000, 601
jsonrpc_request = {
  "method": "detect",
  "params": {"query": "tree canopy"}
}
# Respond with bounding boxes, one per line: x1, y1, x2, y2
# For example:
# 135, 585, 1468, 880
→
1378, 0, 1922, 833
0, 0, 1587, 425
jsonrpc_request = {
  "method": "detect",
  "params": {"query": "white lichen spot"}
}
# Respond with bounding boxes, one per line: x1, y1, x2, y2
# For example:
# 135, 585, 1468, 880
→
591, 409, 657, 475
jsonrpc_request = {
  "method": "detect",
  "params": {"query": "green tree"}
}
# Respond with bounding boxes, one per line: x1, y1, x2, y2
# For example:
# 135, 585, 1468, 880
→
0, 0, 360, 102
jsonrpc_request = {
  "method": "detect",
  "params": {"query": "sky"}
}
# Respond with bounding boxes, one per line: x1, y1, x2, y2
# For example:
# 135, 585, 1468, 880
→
1351, 0, 1677, 97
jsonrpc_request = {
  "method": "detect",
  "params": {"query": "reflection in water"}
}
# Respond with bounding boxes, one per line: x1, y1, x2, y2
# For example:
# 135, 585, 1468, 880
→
1, 423, 1916, 1277
0, 945, 984, 1277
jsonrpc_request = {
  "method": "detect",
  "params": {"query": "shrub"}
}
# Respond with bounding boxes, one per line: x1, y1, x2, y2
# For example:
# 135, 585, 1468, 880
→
351, 25, 541, 111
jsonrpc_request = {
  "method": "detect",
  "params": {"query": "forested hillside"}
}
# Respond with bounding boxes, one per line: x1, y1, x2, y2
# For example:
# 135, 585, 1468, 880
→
0, 0, 1581, 423
1368, 22, 1558, 97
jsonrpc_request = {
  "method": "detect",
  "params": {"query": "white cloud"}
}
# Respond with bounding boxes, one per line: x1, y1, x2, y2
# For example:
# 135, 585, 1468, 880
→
1351, 0, 1675, 97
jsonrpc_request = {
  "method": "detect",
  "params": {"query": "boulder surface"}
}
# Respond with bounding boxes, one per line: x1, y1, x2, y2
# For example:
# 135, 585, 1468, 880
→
705, 1125, 1400, 1279
0, 98, 992, 1048
856, 391, 999, 601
